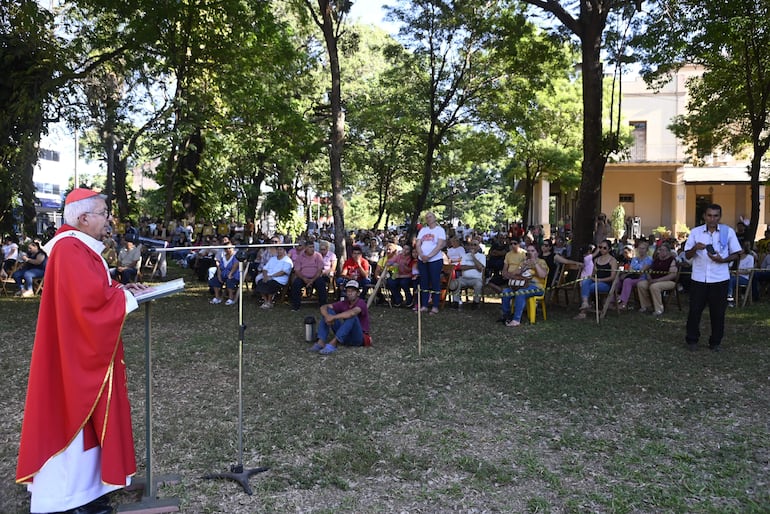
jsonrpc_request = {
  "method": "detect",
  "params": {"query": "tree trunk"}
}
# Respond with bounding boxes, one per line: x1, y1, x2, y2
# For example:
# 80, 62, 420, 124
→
409, 127, 440, 240
317, 0, 347, 265
747, 153, 764, 244
573, 25, 608, 252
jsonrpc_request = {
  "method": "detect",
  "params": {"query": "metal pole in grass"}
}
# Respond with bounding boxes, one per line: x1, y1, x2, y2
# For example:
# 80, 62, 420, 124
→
594, 272, 600, 325
202, 251, 268, 495
417, 285, 422, 356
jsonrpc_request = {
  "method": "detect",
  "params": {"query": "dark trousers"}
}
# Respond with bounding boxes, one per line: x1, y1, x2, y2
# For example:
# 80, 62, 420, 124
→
291, 276, 328, 309
686, 280, 728, 348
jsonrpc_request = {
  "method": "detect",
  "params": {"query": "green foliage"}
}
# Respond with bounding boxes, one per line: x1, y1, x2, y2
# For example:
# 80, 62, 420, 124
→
0, 0, 63, 234
274, 209, 305, 239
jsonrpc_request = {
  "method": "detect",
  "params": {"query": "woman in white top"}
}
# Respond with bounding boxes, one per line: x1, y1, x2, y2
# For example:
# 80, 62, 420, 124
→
2, 235, 19, 279
415, 212, 446, 314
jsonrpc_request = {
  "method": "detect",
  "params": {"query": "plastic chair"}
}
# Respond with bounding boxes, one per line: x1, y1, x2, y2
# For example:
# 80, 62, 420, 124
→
526, 295, 547, 324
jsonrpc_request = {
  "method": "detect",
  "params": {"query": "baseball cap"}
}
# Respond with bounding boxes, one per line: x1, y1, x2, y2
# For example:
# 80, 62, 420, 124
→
345, 280, 360, 290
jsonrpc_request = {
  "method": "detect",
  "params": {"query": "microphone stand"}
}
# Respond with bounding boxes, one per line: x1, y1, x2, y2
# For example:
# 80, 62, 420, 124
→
202, 251, 268, 494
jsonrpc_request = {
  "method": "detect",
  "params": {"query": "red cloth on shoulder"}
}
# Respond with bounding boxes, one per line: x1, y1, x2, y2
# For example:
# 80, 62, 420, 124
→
16, 226, 136, 486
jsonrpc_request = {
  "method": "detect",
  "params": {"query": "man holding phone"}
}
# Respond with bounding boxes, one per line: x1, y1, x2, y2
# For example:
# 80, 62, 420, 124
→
683, 204, 741, 352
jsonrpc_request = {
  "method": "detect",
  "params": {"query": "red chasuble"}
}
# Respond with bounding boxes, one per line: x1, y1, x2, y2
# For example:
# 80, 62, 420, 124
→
16, 226, 136, 486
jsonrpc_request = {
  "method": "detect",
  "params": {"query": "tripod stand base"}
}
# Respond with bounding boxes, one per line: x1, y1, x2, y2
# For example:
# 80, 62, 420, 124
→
202, 465, 269, 495
118, 474, 181, 513
116, 497, 180, 514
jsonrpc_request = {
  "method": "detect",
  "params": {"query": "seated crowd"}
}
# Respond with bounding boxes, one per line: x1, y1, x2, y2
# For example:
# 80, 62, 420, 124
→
7, 214, 770, 318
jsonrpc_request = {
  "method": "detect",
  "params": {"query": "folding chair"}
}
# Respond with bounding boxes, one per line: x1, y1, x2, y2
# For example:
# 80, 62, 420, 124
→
1, 261, 20, 296
599, 272, 621, 318
550, 261, 583, 306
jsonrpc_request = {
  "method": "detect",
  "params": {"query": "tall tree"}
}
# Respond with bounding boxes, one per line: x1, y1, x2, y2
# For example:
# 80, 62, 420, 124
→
389, 0, 505, 236
299, 0, 351, 262
636, 0, 770, 243
344, 25, 424, 229
521, 0, 641, 250
0, 0, 62, 235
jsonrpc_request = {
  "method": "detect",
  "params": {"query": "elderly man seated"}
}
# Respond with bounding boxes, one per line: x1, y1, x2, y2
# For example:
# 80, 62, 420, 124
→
114, 239, 141, 284
308, 280, 371, 355
451, 239, 486, 309
290, 240, 327, 311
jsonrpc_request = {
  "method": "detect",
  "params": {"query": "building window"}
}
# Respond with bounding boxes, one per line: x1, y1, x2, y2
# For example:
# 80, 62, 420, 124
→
629, 121, 646, 161
619, 194, 635, 203
39, 148, 60, 162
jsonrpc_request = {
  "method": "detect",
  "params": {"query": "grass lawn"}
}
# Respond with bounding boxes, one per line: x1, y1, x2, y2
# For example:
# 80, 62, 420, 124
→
2, 265, 769, 513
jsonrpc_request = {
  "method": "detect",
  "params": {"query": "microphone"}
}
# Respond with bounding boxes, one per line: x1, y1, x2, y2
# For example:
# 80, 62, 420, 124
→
124, 233, 168, 248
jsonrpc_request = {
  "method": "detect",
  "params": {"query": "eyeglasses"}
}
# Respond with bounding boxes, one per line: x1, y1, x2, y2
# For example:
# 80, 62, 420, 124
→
87, 210, 110, 217
598, 246, 609, 250
270, 240, 279, 243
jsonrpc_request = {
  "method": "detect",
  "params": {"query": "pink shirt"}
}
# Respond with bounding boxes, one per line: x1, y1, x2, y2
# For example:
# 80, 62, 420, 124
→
292, 250, 325, 279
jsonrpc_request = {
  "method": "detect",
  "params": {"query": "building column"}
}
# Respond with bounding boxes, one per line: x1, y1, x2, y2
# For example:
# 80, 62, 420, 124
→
675, 167, 687, 238
532, 178, 551, 235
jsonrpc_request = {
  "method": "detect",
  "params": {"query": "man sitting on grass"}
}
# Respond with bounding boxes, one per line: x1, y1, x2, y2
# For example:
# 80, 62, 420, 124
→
308, 280, 370, 355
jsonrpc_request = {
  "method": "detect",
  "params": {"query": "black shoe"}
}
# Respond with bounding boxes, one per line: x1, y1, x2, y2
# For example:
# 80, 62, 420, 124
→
687, 343, 698, 352
65, 495, 113, 514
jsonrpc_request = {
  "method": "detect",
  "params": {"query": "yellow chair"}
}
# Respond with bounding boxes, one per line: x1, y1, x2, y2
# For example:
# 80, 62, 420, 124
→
526, 294, 547, 324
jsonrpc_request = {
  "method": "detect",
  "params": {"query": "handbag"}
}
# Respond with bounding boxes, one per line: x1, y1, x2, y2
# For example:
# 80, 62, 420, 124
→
508, 270, 531, 291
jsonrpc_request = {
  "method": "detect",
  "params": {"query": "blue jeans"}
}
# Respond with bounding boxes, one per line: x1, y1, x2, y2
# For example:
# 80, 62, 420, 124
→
727, 275, 748, 298
317, 306, 364, 346
418, 259, 442, 308
504, 284, 544, 322
387, 276, 413, 306
581, 278, 611, 301
13, 268, 44, 291
291, 276, 328, 308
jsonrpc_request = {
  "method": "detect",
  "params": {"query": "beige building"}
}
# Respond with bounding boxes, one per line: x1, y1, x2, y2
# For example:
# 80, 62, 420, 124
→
538, 65, 769, 241
604, 65, 768, 240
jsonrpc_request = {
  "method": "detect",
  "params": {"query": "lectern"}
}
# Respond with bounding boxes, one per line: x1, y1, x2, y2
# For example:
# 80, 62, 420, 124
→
119, 279, 185, 513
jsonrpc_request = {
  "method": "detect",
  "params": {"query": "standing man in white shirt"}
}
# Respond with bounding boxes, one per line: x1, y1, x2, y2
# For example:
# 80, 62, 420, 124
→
683, 204, 741, 352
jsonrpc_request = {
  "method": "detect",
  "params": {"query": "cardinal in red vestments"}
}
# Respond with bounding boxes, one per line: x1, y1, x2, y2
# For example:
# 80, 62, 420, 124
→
16, 189, 146, 514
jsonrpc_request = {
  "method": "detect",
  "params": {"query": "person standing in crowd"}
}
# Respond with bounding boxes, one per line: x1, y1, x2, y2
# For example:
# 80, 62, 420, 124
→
415, 211, 446, 314
17, 188, 146, 514
683, 204, 741, 352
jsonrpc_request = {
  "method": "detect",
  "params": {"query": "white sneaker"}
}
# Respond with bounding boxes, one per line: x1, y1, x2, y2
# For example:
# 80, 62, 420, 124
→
260, 302, 272, 309
225, 299, 235, 306
210, 298, 222, 304
21, 289, 34, 297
